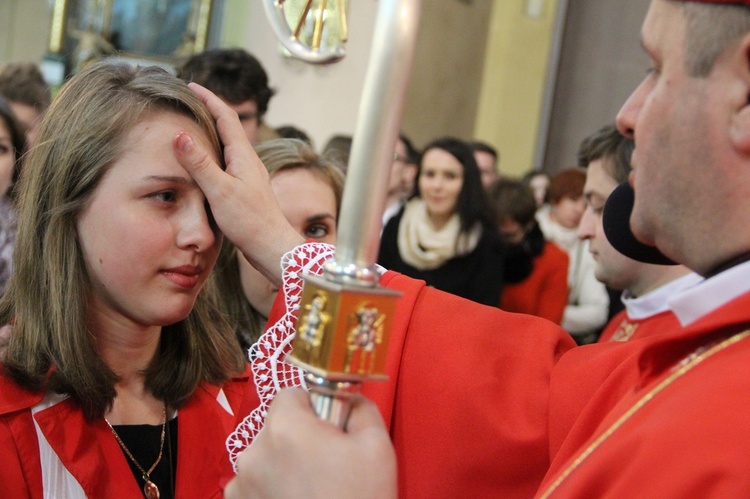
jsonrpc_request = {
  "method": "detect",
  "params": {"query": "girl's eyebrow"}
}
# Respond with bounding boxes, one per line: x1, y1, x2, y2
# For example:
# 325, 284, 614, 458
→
305, 213, 336, 223
143, 175, 195, 186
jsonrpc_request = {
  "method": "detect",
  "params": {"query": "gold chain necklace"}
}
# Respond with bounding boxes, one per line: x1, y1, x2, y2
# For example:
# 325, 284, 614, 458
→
105, 404, 167, 499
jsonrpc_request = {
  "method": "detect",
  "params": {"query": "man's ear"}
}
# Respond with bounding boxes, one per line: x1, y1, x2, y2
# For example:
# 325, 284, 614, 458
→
729, 33, 750, 154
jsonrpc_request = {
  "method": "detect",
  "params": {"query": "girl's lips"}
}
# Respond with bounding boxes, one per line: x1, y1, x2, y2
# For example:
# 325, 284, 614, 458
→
162, 265, 203, 288
162, 271, 200, 288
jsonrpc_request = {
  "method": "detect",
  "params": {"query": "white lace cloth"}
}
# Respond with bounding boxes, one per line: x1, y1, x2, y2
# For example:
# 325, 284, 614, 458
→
225, 242, 336, 470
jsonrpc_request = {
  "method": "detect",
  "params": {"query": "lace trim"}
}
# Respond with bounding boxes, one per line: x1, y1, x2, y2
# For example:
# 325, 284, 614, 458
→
226, 242, 336, 470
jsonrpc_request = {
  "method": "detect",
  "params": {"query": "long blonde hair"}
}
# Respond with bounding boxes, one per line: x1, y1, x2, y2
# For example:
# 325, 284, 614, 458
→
0, 62, 245, 420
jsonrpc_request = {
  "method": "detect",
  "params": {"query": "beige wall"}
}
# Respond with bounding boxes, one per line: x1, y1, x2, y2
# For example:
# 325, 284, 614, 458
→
542, 0, 651, 173
400, 1, 492, 149
474, 0, 562, 178
0, 0, 51, 64
0, 0, 510, 167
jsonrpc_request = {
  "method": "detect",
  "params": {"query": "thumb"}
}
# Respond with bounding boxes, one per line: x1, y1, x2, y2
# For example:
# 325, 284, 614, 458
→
173, 131, 226, 198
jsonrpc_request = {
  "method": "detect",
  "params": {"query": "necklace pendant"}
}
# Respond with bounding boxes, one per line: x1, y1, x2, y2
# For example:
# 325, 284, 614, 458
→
144, 480, 160, 499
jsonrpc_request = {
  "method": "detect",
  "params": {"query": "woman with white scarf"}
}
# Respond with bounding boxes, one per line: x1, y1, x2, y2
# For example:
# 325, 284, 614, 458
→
378, 137, 504, 306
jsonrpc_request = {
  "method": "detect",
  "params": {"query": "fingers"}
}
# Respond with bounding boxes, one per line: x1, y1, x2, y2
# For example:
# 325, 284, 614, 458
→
173, 131, 226, 197
260, 388, 321, 441
187, 82, 253, 156
266, 390, 388, 440
265, 387, 315, 421
344, 395, 398, 498
223, 389, 314, 498
223, 476, 241, 499
187, 83, 267, 178
178, 82, 267, 197
225, 388, 398, 499
179, 81, 304, 285
345, 395, 388, 433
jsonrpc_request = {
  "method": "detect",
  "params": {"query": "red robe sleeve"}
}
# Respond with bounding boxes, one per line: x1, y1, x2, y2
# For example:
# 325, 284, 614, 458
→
364, 271, 576, 498
261, 245, 576, 498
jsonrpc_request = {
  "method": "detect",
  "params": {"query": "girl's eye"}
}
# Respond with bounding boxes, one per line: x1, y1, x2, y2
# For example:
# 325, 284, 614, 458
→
153, 191, 177, 203
305, 224, 330, 239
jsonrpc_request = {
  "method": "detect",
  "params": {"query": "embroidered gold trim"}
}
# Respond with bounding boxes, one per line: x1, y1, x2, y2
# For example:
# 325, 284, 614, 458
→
539, 329, 750, 499
610, 320, 638, 342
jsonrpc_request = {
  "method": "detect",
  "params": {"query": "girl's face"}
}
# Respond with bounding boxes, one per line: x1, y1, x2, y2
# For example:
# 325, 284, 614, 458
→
238, 168, 338, 318
552, 196, 586, 229
418, 148, 464, 226
0, 119, 16, 197
76, 112, 221, 330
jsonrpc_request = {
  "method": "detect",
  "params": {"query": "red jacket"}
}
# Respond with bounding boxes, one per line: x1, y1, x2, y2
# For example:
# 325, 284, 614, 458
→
0, 366, 257, 498
501, 241, 569, 325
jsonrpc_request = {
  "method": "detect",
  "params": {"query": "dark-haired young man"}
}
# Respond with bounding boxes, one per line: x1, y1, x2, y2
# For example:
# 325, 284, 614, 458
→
577, 123, 699, 342
178, 48, 274, 145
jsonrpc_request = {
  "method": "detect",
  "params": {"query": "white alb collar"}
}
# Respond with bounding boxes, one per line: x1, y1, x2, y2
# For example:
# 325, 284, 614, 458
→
621, 272, 703, 320
669, 259, 750, 326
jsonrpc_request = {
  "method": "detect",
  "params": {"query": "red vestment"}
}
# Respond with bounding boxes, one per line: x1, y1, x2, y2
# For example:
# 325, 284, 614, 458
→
250, 243, 745, 497
539, 268, 750, 497
598, 308, 679, 342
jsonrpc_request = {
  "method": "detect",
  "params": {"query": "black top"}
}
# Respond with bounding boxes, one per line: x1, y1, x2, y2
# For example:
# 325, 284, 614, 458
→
113, 416, 178, 499
502, 224, 545, 285
378, 208, 505, 306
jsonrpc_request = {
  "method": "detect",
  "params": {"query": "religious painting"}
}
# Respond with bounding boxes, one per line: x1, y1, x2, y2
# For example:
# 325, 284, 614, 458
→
47, 0, 218, 75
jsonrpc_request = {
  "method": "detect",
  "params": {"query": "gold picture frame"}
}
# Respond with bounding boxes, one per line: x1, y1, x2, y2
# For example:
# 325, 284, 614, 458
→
47, 0, 216, 75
